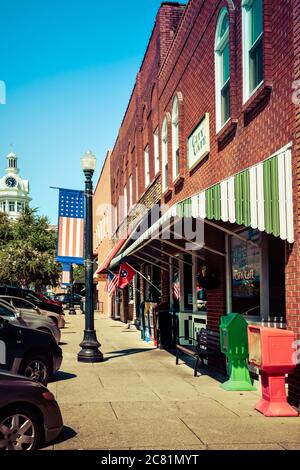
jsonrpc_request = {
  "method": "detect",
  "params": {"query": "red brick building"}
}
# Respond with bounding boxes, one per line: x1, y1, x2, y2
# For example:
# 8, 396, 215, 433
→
96, 0, 300, 406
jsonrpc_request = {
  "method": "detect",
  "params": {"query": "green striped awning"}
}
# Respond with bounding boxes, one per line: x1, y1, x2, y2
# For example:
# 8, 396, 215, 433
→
110, 145, 294, 268
188, 146, 294, 243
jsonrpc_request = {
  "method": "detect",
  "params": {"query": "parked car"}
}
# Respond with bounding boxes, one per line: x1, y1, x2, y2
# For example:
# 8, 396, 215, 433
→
0, 285, 63, 315
0, 316, 63, 384
0, 299, 61, 344
35, 292, 63, 308
0, 295, 65, 329
0, 370, 63, 450
54, 292, 83, 308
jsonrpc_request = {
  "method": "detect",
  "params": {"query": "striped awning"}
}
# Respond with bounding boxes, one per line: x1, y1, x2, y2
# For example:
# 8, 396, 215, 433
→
109, 145, 294, 268
187, 145, 294, 243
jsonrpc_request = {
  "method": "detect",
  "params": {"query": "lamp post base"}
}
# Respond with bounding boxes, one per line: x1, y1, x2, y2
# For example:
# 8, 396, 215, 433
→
69, 307, 76, 315
77, 329, 103, 363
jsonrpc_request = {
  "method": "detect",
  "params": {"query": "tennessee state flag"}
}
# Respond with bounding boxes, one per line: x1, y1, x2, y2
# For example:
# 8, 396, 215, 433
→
118, 263, 135, 288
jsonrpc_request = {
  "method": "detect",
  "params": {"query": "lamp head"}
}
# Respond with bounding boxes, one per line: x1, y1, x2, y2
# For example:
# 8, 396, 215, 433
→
81, 150, 97, 172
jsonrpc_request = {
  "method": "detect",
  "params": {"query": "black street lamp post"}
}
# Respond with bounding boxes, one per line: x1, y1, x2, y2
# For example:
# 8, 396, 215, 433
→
68, 264, 76, 315
78, 150, 103, 363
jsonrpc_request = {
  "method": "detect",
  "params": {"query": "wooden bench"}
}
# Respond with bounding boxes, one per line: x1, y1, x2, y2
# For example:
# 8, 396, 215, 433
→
176, 328, 222, 376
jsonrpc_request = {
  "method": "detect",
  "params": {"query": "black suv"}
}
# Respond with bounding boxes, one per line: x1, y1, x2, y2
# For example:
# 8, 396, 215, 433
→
54, 293, 82, 307
0, 285, 62, 315
0, 316, 63, 384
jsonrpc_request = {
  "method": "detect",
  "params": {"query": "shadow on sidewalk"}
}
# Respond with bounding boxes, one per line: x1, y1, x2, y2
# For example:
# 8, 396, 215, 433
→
104, 347, 156, 360
165, 348, 227, 383
49, 371, 77, 383
42, 426, 77, 448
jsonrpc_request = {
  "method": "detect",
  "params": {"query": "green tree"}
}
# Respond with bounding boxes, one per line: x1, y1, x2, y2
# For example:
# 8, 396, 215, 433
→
73, 264, 84, 283
0, 207, 61, 289
0, 212, 13, 247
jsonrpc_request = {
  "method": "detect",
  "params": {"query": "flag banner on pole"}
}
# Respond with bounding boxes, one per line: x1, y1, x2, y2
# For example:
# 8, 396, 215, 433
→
118, 263, 135, 289
105, 271, 118, 296
56, 188, 84, 265
173, 271, 180, 300
173, 282, 180, 300
61, 263, 71, 285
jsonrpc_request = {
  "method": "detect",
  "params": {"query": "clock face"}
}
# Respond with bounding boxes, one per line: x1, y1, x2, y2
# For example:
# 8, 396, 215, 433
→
5, 177, 17, 188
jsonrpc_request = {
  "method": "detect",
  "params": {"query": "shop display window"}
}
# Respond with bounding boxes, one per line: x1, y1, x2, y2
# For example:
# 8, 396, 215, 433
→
231, 228, 261, 316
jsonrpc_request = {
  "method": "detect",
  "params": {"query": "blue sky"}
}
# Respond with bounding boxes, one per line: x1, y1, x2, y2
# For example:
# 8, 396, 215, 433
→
0, 0, 167, 223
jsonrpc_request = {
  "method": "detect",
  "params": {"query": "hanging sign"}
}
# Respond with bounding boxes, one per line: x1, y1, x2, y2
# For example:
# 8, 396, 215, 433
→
188, 113, 210, 169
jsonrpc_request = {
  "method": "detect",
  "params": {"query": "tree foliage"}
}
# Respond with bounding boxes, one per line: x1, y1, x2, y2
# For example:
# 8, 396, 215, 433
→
73, 264, 84, 282
0, 207, 61, 289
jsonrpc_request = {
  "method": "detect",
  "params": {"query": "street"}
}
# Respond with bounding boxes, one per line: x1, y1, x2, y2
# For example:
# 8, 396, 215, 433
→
45, 313, 300, 450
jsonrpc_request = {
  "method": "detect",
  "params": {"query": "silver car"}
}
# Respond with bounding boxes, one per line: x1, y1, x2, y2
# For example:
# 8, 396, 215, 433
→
0, 295, 65, 329
0, 299, 61, 344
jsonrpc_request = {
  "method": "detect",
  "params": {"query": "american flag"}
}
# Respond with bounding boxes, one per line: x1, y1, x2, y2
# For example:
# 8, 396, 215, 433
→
56, 189, 84, 264
173, 282, 180, 300
105, 271, 118, 297
61, 263, 71, 285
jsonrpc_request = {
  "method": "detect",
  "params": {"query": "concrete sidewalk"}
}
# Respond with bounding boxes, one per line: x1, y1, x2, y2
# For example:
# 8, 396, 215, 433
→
45, 313, 300, 450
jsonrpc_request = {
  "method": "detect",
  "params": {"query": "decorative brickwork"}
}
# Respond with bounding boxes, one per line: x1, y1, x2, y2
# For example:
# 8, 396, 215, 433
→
287, 0, 300, 407
106, 0, 300, 394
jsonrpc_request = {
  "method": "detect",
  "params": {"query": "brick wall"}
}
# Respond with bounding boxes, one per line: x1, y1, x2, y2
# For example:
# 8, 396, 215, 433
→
106, 0, 300, 387
158, 0, 294, 208
288, 0, 300, 407
110, 3, 185, 219
93, 151, 113, 314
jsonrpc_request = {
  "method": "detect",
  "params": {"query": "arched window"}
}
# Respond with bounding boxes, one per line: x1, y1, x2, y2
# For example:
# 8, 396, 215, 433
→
172, 96, 179, 181
161, 117, 168, 192
215, 7, 230, 131
242, 0, 263, 102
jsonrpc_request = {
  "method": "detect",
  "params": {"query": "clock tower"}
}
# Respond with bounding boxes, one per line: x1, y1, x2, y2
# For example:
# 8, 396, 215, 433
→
0, 152, 31, 220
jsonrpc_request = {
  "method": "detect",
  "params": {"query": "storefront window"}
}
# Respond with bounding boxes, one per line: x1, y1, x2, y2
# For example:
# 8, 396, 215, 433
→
144, 265, 160, 303
184, 254, 193, 311
231, 229, 261, 316
172, 268, 180, 312
128, 284, 134, 303
195, 261, 207, 312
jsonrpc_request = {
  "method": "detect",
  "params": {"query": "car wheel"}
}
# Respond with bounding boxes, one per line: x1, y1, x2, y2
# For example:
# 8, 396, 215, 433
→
0, 405, 42, 450
19, 354, 50, 385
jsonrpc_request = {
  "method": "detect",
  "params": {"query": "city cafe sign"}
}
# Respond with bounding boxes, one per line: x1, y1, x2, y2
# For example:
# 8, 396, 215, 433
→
188, 113, 210, 169
233, 269, 255, 281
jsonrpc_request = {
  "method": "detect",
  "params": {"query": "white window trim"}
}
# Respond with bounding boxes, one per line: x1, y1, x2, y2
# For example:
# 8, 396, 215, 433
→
161, 118, 168, 193
215, 7, 230, 133
124, 185, 128, 218
135, 166, 138, 202
114, 205, 118, 232
129, 175, 133, 209
144, 145, 150, 188
153, 128, 160, 175
242, 0, 264, 103
172, 97, 179, 181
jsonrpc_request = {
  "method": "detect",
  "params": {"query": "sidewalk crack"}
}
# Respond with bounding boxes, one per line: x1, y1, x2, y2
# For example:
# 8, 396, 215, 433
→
109, 402, 119, 421
97, 375, 104, 388
178, 417, 207, 447
209, 397, 240, 417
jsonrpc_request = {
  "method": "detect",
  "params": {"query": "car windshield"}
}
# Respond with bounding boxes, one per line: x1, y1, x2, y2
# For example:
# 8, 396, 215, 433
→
10, 297, 34, 309
0, 303, 15, 317
25, 293, 41, 304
